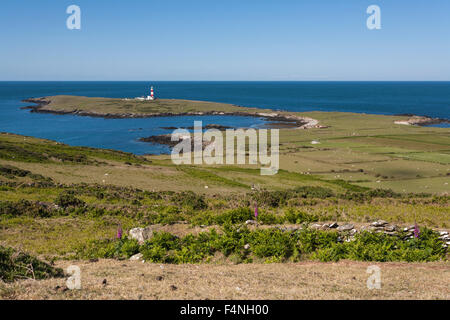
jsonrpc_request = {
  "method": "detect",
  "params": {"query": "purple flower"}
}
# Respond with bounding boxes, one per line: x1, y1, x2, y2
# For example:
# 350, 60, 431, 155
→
414, 222, 420, 239
117, 225, 123, 240
254, 204, 258, 219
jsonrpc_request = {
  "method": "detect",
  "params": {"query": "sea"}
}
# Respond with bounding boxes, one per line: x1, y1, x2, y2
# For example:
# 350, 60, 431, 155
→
0, 81, 449, 155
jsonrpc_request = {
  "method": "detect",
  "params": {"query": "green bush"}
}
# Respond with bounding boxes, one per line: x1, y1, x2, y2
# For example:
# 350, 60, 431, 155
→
249, 229, 294, 260
257, 211, 283, 225
311, 244, 346, 262
284, 208, 319, 224
216, 223, 249, 257
297, 228, 339, 253
0, 246, 64, 282
75, 237, 139, 259
215, 207, 253, 225
74, 226, 447, 264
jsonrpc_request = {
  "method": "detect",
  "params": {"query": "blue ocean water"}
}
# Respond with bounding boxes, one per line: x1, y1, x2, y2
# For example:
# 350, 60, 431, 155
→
0, 82, 449, 154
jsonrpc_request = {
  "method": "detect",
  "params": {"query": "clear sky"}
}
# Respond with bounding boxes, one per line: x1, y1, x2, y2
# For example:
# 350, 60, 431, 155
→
1, 0, 449, 81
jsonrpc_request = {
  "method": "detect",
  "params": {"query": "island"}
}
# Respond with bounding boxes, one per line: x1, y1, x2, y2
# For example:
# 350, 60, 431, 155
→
23, 95, 321, 129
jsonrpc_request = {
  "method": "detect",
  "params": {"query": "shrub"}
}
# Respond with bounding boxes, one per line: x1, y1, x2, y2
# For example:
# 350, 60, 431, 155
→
257, 211, 283, 225
294, 186, 334, 199
252, 190, 291, 207
56, 191, 85, 208
366, 188, 401, 199
284, 208, 319, 224
216, 223, 249, 257
249, 229, 295, 260
0, 200, 55, 218
171, 191, 207, 210
190, 211, 216, 226
75, 237, 140, 259
215, 207, 253, 225
73, 226, 447, 264
0, 246, 64, 282
311, 244, 345, 262
297, 229, 339, 254
119, 239, 140, 258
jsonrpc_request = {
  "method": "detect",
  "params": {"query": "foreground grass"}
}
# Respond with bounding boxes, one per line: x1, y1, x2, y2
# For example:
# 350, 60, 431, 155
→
1, 260, 448, 300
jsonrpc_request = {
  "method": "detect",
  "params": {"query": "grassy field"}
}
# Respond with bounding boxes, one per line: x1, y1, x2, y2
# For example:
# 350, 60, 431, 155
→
1, 98, 449, 299
1, 260, 448, 300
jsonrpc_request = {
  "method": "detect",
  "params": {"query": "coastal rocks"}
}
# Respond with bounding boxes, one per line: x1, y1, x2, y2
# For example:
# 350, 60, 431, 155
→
160, 124, 232, 130
139, 134, 213, 150
129, 227, 154, 244
139, 134, 180, 147
394, 115, 449, 126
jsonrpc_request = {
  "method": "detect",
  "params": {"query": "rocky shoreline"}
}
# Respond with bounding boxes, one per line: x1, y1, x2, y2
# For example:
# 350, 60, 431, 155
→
160, 124, 232, 130
139, 133, 215, 150
22, 97, 321, 129
394, 115, 450, 126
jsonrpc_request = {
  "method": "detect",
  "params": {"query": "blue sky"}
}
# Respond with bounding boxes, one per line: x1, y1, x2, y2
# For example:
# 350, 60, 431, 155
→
1, 0, 449, 81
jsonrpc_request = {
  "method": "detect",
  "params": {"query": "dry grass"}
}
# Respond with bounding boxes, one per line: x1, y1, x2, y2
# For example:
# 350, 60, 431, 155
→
1, 259, 448, 300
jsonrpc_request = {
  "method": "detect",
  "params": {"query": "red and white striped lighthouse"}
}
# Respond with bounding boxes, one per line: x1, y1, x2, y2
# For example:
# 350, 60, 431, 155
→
150, 86, 154, 99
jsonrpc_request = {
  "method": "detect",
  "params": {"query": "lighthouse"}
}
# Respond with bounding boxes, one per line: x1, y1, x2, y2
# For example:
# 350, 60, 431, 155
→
146, 86, 155, 100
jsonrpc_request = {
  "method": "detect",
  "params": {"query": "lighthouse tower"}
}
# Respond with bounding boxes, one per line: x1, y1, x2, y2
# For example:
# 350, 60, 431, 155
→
146, 86, 155, 100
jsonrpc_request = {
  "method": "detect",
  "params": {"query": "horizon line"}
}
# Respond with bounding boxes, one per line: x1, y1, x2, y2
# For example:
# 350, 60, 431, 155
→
2, 80, 450, 82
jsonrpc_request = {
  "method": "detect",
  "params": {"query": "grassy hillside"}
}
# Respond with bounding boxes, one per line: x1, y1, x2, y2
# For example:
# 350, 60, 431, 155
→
1, 106, 449, 298
0, 124, 448, 259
